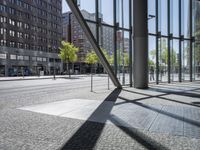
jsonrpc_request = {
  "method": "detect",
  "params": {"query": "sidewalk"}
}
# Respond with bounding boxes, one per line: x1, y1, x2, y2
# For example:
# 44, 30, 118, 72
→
0, 74, 108, 81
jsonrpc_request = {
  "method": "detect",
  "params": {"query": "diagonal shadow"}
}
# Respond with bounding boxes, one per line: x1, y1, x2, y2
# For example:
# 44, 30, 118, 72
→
61, 88, 121, 150
122, 89, 200, 108
116, 96, 200, 128
109, 115, 170, 150
149, 87, 200, 98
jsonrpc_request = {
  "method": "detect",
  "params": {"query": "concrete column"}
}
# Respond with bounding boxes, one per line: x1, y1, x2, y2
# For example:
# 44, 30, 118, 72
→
133, 0, 148, 89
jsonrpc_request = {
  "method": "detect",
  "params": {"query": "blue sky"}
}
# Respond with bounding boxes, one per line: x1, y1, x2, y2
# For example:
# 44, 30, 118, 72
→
62, 0, 70, 13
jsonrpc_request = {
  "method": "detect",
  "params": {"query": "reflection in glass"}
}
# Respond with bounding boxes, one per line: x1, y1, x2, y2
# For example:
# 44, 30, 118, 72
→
182, 41, 190, 81
148, 0, 156, 34
158, 38, 168, 82
193, 1, 200, 80
148, 36, 156, 83
100, 0, 113, 25
158, 0, 168, 35
171, 0, 179, 37
171, 40, 179, 82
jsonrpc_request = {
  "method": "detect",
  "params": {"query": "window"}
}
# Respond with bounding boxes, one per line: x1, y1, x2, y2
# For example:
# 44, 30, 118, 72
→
0, 5, 6, 12
8, 8, 15, 14
9, 19, 15, 25
32, 57, 36, 61
24, 23, 29, 29
17, 42, 23, 48
23, 3, 29, 9
0, 40, 6, 46
24, 34, 29, 39
42, 57, 47, 62
37, 57, 43, 61
0, 53, 6, 59
10, 54, 17, 60
9, 30, 15, 37
9, 41, 15, 47
24, 44, 29, 49
16, 21, 22, 28
0, 28, 6, 35
17, 55, 24, 60
16, 0, 23, 7
24, 56, 29, 61
0, 16, 6, 23
17, 32, 23, 38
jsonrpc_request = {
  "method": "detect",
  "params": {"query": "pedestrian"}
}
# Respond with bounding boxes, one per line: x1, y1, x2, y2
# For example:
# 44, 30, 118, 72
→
150, 66, 155, 81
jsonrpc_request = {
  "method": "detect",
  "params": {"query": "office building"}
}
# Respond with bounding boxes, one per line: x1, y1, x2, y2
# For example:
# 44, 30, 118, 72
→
0, 0, 62, 76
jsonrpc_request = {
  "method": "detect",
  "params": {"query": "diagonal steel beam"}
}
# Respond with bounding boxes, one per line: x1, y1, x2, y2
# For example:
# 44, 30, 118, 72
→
66, 0, 121, 88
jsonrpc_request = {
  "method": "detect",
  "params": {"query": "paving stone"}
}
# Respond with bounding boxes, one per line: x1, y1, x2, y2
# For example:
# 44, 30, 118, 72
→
149, 106, 184, 136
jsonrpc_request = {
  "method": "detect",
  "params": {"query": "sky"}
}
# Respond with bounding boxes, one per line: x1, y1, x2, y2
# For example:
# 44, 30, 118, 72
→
62, 0, 70, 13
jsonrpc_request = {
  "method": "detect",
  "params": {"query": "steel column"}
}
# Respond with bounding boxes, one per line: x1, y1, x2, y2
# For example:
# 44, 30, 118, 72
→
133, 0, 148, 88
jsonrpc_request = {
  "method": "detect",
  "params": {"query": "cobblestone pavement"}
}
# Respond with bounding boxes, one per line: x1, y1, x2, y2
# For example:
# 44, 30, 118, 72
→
0, 78, 200, 150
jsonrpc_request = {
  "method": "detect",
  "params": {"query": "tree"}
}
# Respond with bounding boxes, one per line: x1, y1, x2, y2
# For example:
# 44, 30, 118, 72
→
109, 50, 129, 66
150, 48, 177, 65
59, 41, 79, 78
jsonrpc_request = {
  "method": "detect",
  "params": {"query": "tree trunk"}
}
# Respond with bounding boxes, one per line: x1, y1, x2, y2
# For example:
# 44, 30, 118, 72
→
68, 63, 71, 78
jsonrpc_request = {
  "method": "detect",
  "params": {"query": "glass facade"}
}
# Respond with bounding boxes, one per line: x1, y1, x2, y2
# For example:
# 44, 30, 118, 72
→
69, 0, 200, 86
148, 0, 200, 83
77, 0, 132, 86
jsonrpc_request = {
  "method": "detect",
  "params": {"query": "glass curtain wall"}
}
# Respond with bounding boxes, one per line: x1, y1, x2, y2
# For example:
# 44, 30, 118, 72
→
193, 0, 200, 80
75, 0, 199, 86
148, 0, 199, 83
78, 0, 132, 86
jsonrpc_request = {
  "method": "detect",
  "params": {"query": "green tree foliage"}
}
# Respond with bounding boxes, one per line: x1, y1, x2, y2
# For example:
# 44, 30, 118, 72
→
59, 41, 79, 77
148, 60, 155, 66
85, 51, 98, 65
150, 48, 177, 65
110, 50, 129, 66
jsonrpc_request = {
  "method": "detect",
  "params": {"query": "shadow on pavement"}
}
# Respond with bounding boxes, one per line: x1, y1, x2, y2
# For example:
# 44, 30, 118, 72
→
109, 115, 169, 150
60, 88, 121, 149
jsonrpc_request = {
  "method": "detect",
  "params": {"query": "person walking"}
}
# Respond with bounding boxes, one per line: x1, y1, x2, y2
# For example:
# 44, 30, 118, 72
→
150, 66, 155, 81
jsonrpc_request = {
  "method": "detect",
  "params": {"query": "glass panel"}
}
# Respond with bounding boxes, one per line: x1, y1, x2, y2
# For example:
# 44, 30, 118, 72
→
116, 0, 130, 29
158, 38, 168, 82
182, 0, 190, 38
100, 0, 113, 25
193, 1, 200, 80
171, 39, 179, 82
158, 0, 168, 35
148, 36, 156, 83
123, 0, 130, 29
101, 25, 114, 56
182, 41, 190, 81
148, 0, 156, 34
171, 0, 179, 37
79, 0, 96, 21
124, 31, 130, 85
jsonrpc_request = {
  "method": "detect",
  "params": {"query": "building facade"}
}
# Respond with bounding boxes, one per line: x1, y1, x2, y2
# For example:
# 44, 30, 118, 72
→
0, 0, 62, 77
